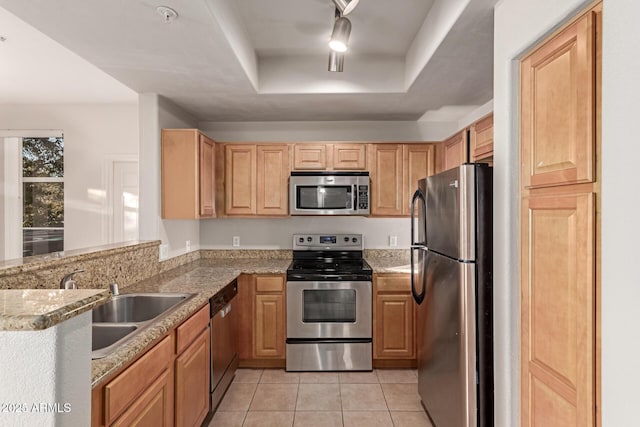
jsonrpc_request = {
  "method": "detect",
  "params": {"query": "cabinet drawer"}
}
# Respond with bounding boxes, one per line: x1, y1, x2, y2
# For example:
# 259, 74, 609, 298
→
256, 276, 284, 293
376, 275, 411, 293
104, 334, 174, 424
176, 304, 209, 354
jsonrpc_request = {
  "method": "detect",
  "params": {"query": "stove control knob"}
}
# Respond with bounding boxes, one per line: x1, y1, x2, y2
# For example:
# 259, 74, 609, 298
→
352, 237, 358, 243
344, 237, 349, 242
298, 237, 304, 243
307, 237, 312, 242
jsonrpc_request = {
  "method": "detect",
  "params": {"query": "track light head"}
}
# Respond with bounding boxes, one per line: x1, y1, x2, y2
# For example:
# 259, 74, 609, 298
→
332, 0, 360, 16
329, 16, 351, 52
328, 51, 344, 72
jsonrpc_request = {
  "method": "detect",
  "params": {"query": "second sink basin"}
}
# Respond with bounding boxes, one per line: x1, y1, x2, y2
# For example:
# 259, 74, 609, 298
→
92, 293, 192, 323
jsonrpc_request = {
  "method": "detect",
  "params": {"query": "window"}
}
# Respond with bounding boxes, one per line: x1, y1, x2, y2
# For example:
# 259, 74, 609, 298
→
22, 137, 64, 257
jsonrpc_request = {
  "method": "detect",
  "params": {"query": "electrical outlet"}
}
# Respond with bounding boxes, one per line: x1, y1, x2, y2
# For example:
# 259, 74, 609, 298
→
185, 240, 191, 252
389, 235, 398, 247
232, 236, 240, 247
159, 244, 168, 260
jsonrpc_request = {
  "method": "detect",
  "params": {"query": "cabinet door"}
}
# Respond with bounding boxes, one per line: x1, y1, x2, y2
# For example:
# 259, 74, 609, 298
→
402, 144, 434, 216
521, 11, 596, 188
369, 144, 403, 216
257, 144, 290, 215
111, 368, 173, 427
254, 293, 285, 358
161, 129, 199, 219
225, 145, 257, 215
470, 114, 494, 162
442, 130, 468, 171
199, 135, 215, 218
521, 191, 595, 427
175, 328, 210, 427
293, 144, 327, 170
374, 294, 415, 359
333, 143, 366, 170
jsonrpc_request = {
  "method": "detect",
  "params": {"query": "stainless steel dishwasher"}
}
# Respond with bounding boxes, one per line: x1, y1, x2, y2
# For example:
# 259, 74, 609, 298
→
210, 279, 238, 412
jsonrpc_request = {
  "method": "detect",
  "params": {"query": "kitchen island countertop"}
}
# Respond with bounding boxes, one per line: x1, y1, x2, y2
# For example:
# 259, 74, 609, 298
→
0, 289, 110, 331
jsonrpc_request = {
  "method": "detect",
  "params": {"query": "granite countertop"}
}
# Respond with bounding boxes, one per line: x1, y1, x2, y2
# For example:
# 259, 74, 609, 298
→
0, 289, 111, 331
366, 256, 412, 274
91, 257, 291, 388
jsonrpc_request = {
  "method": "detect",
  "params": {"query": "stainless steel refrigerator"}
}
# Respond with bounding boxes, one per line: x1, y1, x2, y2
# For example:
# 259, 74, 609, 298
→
410, 164, 493, 427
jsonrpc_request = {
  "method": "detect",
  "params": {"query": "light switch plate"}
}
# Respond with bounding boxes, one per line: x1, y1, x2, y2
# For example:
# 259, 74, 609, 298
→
389, 235, 398, 247
232, 236, 240, 247
185, 240, 191, 252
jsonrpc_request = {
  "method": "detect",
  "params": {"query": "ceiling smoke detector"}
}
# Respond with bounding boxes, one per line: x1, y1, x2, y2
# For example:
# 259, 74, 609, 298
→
156, 6, 178, 24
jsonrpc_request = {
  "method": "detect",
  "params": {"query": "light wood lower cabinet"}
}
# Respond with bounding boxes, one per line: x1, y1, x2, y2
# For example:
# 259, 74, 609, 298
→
111, 368, 174, 427
175, 328, 210, 427
373, 274, 416, 364
92, 304, 211, 427
236, 274, 287, 367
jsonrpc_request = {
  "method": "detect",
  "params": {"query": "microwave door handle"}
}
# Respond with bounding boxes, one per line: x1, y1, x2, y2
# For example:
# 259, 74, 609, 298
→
353, 184, 357, 210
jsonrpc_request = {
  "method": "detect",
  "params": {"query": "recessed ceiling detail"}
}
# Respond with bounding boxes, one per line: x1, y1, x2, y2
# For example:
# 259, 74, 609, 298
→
0, 0, 497, 121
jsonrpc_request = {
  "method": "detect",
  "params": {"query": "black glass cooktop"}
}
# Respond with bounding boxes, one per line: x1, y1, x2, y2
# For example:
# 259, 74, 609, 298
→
287, 251, 372, 282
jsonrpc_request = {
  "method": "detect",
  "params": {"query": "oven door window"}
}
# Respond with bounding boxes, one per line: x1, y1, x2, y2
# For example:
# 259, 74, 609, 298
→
303, 289, 356, 323
296, 186, 352, 210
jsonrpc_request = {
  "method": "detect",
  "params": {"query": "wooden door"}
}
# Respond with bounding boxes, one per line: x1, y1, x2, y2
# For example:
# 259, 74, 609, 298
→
442, 130, 468, 171
333, 143, 366, 170
198, 135, 215, 218
293, 144, 327, 170
175, 329, 210, 427
254, 293, 285, 358
225, 145, 257, 215
470, 114, 494, 162
257, 144, 290, 215
374, 294, 415, 359
402, 144, 434, 216
111, 368, 173, 427
521, 191, 595, 427
236, 275, 254, 361
369, 144, 403, 216
521, 11, 596, 188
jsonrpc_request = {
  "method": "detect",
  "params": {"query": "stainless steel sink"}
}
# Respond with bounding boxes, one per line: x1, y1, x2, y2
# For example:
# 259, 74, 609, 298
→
91, 292, 196, 359
92, 294, 191, 323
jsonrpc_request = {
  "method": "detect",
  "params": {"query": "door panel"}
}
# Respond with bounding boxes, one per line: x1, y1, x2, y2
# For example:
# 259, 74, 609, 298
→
257, 144, 289, 215
369, 144, 403, 216
521, 191, 595, 427
199, 136, 215, 217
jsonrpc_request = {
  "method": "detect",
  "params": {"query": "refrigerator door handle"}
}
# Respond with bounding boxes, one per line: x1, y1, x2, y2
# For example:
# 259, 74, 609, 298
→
411, 247, 426, 305
410, 188, 425, 246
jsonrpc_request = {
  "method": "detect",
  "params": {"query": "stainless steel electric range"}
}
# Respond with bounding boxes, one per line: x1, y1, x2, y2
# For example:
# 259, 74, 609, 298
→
286, 234, 373, 371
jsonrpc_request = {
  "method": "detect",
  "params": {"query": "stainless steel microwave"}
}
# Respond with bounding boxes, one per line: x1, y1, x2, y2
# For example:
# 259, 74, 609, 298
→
289, 172, 370, 215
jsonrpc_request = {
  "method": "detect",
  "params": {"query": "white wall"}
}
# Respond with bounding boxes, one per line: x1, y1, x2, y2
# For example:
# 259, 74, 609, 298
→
0, 104, 139, 254
494, 0, 640, 425
138, 94, 200, 259
200, 217, 409, 249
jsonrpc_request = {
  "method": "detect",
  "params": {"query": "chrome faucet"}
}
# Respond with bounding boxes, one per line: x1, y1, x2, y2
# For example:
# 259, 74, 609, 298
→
60, 269, 84, 289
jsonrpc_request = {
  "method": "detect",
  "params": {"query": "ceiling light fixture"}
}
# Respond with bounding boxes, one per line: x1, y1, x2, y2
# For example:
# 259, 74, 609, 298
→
329, 16, 351, 52
331, 0, 360, 16
328, 51, 344, 72
156, 6, 178, 24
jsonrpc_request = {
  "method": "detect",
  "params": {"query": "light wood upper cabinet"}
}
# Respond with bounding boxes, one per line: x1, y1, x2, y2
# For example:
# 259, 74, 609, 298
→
373, 274, 415, 360
293, 144, 327, 170
254, 275, 286, 359
470, 114, 494, 162
402, 144, 434, 216
521, 191, 595, 427
257, 145, 290, 216
441, 130, 468, 172
225, 145, 257, 215
368, 144, 403, 216
521, 10, 596, 188
161, 129, 216, 219
333, 143, 366, 170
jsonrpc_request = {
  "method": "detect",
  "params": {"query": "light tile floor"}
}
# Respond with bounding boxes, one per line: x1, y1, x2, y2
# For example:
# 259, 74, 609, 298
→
209, 368, 433, 427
